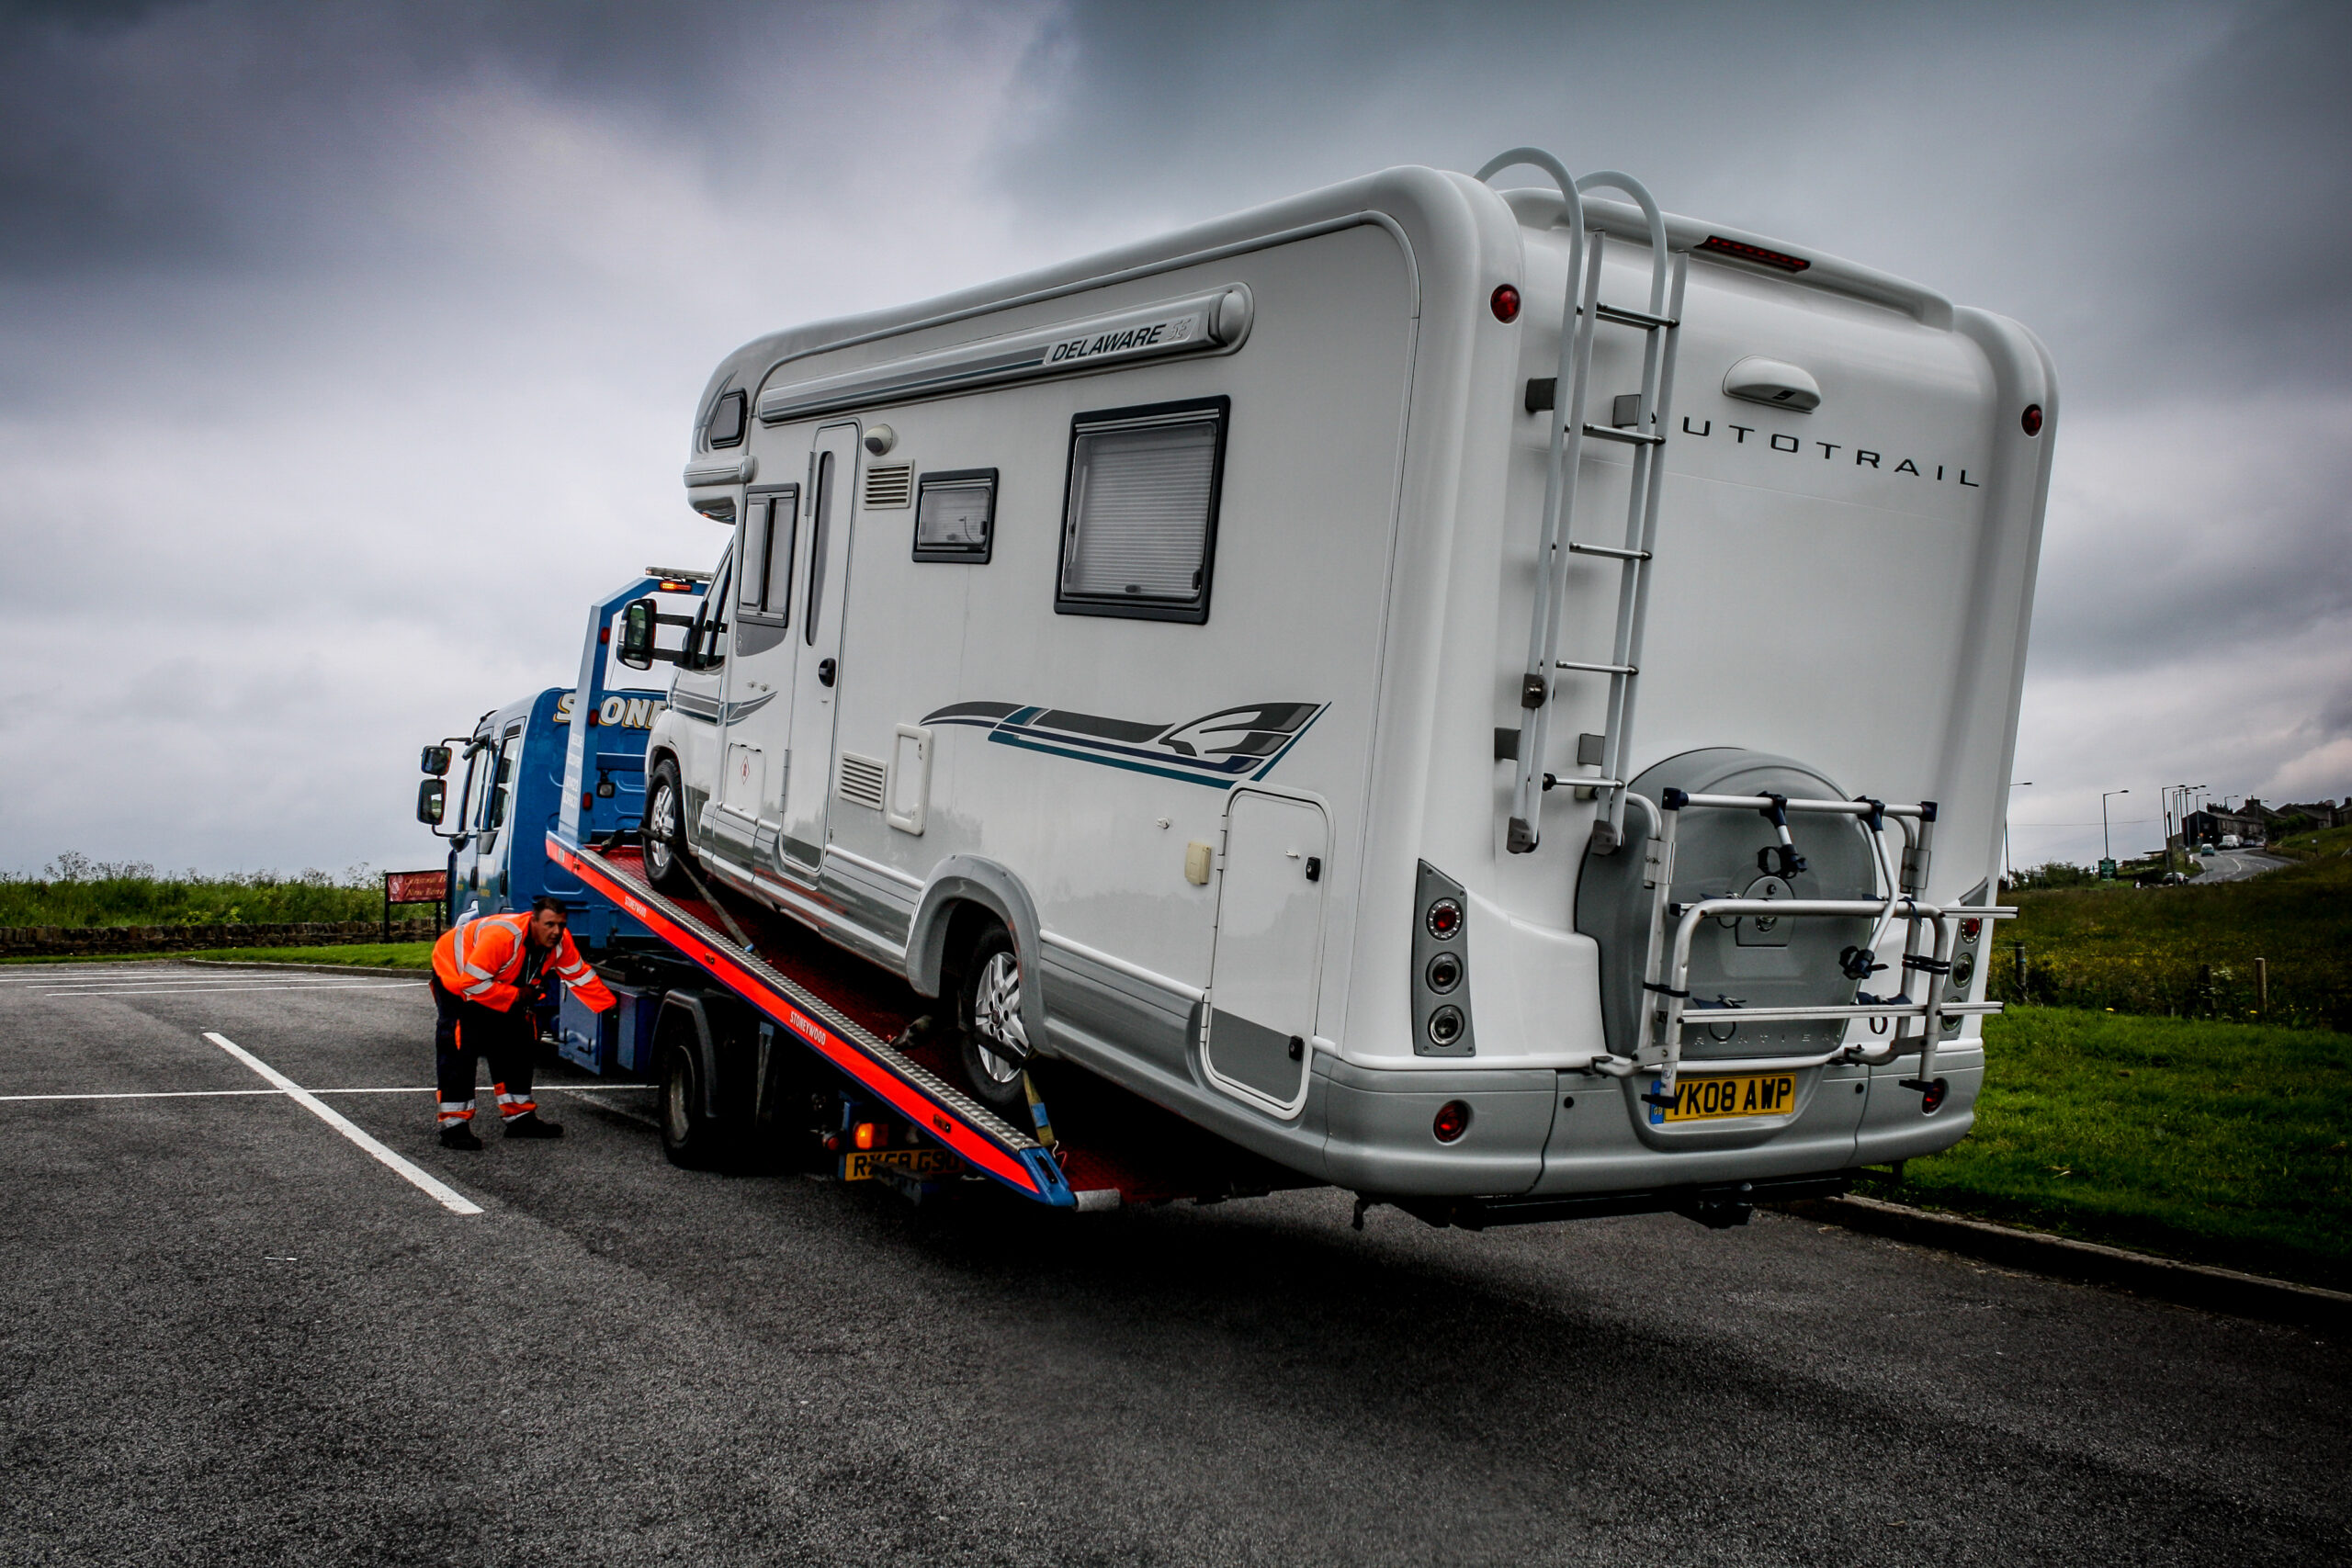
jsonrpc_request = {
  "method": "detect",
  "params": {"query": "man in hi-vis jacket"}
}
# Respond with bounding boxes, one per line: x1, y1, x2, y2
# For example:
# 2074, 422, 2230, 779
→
429, 898, 615, 1149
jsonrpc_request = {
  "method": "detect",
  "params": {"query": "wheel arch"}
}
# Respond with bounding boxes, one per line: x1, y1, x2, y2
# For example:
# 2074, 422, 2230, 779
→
905, 856, 1046, 1048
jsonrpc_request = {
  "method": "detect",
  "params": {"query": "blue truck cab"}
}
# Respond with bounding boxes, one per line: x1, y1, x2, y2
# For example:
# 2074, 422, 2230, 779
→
436, 682, 670, 946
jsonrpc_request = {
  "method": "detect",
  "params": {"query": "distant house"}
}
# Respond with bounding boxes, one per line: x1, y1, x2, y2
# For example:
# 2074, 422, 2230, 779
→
2182, 797, 2350, 845
2272, 797, 2352, 829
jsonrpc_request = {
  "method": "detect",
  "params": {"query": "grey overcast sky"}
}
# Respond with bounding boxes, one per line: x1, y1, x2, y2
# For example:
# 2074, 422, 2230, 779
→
1, 0, 2346, 878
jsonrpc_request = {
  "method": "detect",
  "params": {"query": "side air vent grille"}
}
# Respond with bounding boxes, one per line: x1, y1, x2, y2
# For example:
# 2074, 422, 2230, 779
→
837, 753, 888, 811
863, 462, 913, 509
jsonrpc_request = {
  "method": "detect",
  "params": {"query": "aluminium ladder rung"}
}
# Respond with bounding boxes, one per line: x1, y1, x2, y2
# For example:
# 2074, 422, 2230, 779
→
1583, 423, 1665, 446
1557, 659, 1636, 675
1567, 541, 1651, 561
1591, 301, 1678, 331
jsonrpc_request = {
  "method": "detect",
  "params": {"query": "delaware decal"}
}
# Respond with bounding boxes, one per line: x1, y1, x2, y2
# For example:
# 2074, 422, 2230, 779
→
921, 701, 1326, 788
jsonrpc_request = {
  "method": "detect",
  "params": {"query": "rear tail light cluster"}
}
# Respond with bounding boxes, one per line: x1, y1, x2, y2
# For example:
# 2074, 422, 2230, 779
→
1432, 1100, 1472, 1143
1412, 863, 1476, 1058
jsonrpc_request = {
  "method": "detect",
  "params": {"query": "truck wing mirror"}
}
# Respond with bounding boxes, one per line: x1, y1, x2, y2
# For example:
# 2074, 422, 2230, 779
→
420, 744, 452, 776
616, 597, 658, 670
417, 778, 447, 828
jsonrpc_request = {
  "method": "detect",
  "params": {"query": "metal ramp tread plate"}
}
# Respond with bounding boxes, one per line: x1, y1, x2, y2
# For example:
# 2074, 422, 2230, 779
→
548, 833, 1073, 1207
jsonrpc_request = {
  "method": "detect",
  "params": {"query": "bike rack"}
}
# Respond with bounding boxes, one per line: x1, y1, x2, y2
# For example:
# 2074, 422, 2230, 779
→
1583, 791, 2016, 1104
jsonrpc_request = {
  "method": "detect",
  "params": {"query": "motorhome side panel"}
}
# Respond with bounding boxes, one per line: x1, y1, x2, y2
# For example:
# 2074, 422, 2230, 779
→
795, 222, 1420, 1119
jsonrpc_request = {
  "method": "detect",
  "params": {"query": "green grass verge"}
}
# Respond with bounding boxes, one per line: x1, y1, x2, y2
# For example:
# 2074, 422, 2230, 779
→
0, 859, 438, 927
1865, 1006, 2352, 1291
0, 942, 435, 968
1997, 822, 2352, 1030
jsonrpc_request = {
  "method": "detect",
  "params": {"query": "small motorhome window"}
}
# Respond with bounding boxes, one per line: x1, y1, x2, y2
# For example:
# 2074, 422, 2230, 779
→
913, 468, 997, 563
737, 489, 797, 623
806, 450, 834, 645
1057, 397, 1227, 624
707, 389, 747, 449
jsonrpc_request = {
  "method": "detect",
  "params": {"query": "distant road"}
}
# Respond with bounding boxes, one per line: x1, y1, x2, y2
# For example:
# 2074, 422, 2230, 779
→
2195, 847, 2294, 884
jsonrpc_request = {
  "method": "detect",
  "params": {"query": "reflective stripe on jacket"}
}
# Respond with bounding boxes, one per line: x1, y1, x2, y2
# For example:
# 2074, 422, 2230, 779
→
431, 912, 616, 1014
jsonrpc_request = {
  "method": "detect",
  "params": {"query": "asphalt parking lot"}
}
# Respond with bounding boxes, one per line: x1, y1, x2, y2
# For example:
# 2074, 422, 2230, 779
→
2, 962, 2346, 1567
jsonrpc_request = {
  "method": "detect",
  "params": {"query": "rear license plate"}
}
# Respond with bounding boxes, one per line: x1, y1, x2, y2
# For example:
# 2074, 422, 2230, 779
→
1647, 1072, 1797, 1124
840, 1146, 962, 1182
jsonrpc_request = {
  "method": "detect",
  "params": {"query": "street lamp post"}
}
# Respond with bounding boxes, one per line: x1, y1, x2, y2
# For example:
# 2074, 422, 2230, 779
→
2101, 789, 2129, 874
2005, 781, 2032, 886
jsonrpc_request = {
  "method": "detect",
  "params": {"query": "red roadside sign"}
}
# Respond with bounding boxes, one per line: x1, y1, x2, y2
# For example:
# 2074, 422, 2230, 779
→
385, 869, 447, 905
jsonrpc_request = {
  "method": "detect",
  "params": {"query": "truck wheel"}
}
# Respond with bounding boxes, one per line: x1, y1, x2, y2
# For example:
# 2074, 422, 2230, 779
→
955, 926, 1033, 1121
658, 1038, 726, 1168
645, 758, 696, 897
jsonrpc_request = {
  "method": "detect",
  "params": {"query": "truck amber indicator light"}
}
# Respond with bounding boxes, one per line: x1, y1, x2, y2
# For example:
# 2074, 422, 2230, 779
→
1490, 284, 1521, 322
2021, 403, 2043, 435
1432, 1100, 1471, 1143
1696, 235, 1810, 273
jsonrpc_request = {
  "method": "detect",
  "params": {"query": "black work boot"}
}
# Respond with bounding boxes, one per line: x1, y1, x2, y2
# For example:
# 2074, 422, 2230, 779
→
503, 1111, 563, 1140
439, 1123, 482, 1151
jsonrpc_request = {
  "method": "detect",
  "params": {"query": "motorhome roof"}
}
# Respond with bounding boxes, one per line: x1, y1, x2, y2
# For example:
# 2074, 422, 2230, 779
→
693, 161, 1955, 444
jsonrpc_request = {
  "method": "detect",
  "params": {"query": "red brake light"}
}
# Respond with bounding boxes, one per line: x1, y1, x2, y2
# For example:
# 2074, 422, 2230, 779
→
1696, 235, 1810, 273
1490, 284, 1521, 322
1918, 1078, 1949, 1114
1426, 898, 1463, 940
2021, 404, 2043, 436
1433, 1100, 1471, 1143
1961, 919, 1982, 941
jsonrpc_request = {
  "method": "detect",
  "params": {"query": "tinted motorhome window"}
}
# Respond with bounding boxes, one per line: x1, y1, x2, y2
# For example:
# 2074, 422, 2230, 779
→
707, 389, 747, 448
913, 469, 997, 563
806, 450, 833, 645
1057, 398, 1227, 623
738, 489, 797, 622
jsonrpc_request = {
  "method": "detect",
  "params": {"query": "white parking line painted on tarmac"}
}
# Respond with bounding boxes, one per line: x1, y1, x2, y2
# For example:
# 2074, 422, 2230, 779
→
0, 969, 272, 985
202, 1032, 483, 1216
0, 1087, 441, 1102
40, 981, 428, 998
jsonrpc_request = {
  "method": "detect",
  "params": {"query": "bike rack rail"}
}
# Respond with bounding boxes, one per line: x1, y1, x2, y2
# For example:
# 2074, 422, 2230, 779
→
1582, 791, 2016, 1105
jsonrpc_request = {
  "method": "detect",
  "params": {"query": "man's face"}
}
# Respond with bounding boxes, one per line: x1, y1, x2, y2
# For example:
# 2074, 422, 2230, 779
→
528, 908, 568, 950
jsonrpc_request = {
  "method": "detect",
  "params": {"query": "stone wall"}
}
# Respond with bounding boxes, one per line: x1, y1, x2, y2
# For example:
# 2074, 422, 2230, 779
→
0, 919, 441, 957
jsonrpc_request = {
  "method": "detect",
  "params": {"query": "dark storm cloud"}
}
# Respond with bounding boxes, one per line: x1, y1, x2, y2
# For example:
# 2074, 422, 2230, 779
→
0, 0, 2345, 874
990, 0, 2352, 399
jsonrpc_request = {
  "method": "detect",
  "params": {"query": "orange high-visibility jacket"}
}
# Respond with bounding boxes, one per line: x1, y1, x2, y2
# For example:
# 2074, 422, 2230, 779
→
432, 911, 616, 1014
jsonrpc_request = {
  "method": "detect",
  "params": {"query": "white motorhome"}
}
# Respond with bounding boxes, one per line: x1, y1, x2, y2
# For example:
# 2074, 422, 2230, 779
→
623, 151, 2054, 1221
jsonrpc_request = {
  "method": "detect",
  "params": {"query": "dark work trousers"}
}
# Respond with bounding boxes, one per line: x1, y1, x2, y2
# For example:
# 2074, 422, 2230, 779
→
431, 976, 542, 1126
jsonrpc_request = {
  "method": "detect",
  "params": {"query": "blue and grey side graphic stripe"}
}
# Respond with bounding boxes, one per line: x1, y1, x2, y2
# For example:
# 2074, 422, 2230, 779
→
921, 700, 1326, 788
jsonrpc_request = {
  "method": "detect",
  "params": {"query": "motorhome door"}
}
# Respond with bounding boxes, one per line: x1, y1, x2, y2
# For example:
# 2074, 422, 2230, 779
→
713, 483, 801, 858
776, 423, 859, 875
1204, 789, 1330, 1114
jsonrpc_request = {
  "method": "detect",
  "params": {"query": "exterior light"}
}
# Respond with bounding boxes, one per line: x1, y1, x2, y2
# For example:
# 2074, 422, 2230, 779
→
1426, 898, 1463, 940
1432, 1100, 1471, 1142
1490, 284, 1521, 322
2021, 404, 2043, 436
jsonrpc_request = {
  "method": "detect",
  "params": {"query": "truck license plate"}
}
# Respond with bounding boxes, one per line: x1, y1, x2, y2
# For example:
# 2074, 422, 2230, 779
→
840, 1146, 962, 1182
1648, 1072, 1798, 1123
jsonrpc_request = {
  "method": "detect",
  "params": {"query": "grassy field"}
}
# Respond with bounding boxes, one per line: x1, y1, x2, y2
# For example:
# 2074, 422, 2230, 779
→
0, 856, 399, 928
1867, 1006, 2352, 1290
0, 942, 435, 968
1996, 823, 2352, 1030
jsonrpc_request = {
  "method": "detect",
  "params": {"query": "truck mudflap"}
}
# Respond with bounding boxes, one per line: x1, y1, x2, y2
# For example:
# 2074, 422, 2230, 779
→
548, 832, 1078, 1206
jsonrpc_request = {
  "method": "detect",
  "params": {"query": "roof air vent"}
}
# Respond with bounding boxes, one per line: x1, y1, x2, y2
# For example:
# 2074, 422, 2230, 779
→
1723, 356, 1822, 413
863, 462, 913, 509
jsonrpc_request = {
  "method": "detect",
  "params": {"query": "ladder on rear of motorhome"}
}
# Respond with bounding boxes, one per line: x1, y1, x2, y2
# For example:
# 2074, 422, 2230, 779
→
1477, 150, 1688, 856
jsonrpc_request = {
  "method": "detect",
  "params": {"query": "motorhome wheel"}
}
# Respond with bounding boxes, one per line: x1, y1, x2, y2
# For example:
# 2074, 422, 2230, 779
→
955, 927, 1032, 1118
645, 758, 696, 897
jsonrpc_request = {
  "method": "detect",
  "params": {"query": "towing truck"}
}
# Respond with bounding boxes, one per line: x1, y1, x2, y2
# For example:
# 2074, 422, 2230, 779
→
537, 148, 2053, 1224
